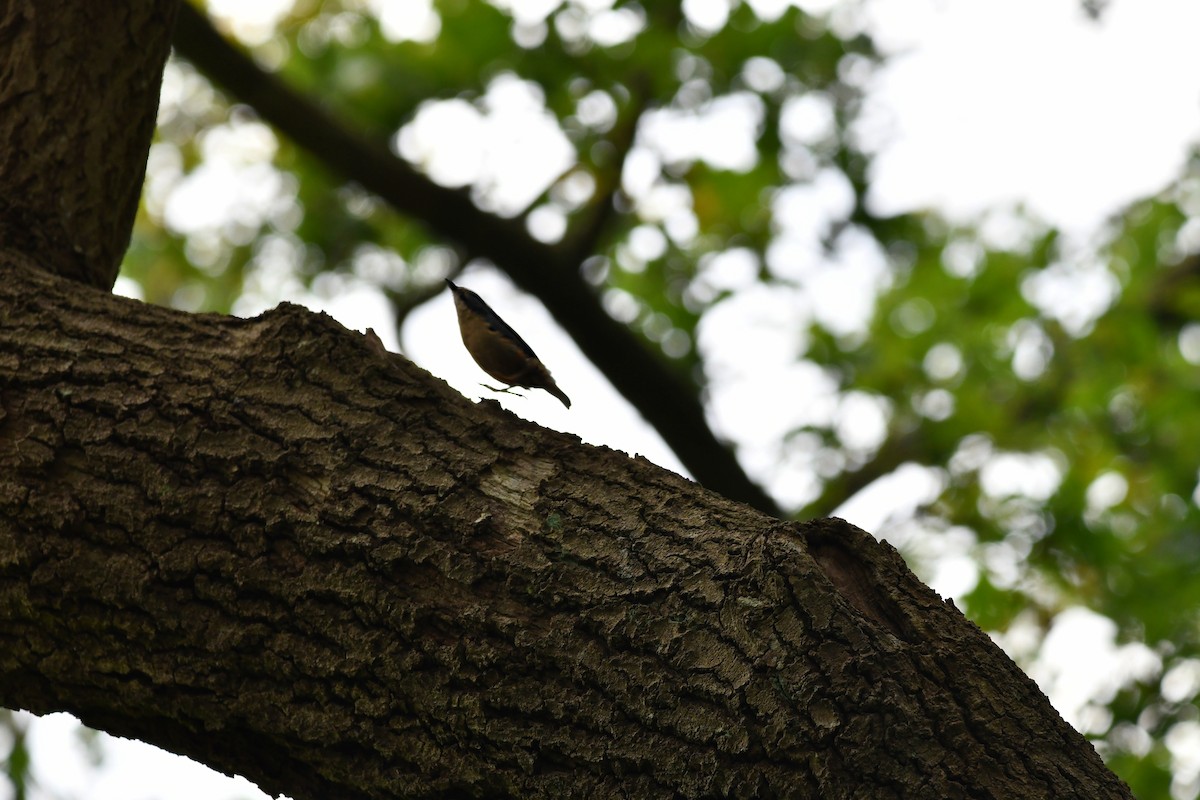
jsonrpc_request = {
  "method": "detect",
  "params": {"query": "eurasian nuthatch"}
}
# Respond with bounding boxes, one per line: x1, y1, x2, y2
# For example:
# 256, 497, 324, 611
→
446, 279, 571, 408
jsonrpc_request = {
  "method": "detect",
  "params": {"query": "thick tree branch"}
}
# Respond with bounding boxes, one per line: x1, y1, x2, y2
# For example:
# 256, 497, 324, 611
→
0, 260, 1132, 799
0, 1, 177, 289
169, 3, 782, 517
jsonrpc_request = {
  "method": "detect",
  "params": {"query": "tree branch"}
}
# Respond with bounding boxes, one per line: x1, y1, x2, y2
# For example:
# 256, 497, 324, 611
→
557, 75, 649, 269
0, 260, 1132, 799
169, 3, 782, 517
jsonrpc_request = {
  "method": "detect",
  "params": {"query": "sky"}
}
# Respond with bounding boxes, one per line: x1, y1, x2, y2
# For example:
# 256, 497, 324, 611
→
16, 1, 1200, 798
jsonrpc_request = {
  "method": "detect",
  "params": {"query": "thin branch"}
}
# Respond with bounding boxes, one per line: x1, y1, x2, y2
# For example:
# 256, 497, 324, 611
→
558, 74, 650, 269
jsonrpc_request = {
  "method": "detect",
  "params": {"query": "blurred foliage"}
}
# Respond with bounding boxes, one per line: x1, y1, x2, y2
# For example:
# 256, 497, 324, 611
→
1, 710, 30, 800
107, 0, 1200, 796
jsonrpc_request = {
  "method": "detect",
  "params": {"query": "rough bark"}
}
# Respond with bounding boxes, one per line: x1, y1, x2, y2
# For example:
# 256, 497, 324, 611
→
0, 261, 1132, 799
0, 0, 177, 289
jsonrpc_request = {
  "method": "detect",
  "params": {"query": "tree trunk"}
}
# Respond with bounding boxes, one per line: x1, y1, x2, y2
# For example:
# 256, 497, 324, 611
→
0, 0, 175, 289
0, 1, 1134, 798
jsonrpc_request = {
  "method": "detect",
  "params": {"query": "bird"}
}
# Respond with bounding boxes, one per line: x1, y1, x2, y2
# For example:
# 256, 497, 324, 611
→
445, 279, 571, 408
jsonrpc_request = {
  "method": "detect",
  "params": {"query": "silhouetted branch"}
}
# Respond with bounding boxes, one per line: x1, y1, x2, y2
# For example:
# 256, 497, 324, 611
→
171, 2, 781, 516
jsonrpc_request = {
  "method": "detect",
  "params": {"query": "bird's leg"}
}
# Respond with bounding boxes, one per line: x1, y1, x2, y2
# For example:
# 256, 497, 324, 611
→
482, 383, 525, 397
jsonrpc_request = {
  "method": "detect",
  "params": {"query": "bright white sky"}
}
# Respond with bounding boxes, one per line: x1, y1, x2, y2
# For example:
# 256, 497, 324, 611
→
24, 1, 1200, 798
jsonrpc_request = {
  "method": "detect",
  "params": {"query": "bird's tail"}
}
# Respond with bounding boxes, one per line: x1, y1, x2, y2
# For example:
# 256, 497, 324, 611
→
544, 379, 571, 409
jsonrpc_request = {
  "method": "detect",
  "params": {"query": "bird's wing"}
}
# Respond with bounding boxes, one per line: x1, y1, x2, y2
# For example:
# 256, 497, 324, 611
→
459, 291, 540, 360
